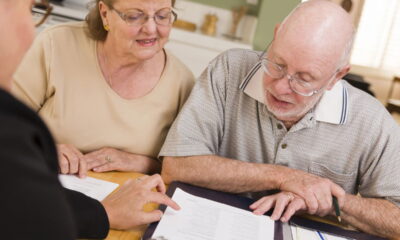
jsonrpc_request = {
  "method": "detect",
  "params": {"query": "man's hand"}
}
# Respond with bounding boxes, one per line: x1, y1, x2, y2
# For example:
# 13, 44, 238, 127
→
279, 168, 345, 216
250, 191, 307, 222
101, 174, 180, 230
57, 144, 87, 178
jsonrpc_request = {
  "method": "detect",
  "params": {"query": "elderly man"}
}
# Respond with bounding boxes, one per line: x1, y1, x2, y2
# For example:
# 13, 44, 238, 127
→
160, 0, 400, 238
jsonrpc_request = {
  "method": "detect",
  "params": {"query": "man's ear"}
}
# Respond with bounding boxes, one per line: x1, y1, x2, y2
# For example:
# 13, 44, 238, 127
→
327, 64, 351, 90
273, 23, 281, 41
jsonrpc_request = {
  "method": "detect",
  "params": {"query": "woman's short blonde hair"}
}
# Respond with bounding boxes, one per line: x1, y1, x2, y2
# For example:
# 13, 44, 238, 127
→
86, 0, 176, 41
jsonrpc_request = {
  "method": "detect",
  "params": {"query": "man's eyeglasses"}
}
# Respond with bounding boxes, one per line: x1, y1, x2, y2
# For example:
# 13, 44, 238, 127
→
261, 58, 337, 97
112, 8, 177, 27
32, 0, 53, 27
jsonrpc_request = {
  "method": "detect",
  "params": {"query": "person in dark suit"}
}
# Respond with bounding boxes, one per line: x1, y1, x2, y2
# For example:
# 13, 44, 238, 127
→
0, 1, 179, 239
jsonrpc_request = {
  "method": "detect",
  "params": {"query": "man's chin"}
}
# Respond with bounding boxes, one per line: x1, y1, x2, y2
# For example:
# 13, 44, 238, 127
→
266, 105, 302, 122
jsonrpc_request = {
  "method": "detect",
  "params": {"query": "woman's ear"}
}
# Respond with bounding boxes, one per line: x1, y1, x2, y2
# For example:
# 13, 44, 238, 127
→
98, 1, 110, 26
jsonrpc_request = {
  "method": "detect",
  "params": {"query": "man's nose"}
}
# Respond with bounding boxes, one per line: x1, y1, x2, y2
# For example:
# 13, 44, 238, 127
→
273, 74, 294, 95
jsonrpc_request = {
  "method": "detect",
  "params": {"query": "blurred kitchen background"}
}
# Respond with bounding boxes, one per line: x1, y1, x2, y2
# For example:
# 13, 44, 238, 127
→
34, 0, 400, 123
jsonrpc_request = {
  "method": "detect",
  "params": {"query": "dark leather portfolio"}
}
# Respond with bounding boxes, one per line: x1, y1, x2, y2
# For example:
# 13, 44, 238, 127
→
143, 181, 385, 240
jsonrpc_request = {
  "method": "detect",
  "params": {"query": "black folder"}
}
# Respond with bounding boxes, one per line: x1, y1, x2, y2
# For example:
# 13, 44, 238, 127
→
143, 181, 386, 240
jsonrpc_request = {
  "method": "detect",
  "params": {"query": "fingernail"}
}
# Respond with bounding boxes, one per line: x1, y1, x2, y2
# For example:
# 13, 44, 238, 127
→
281, 217, 287, 222
93, 168, 98, 172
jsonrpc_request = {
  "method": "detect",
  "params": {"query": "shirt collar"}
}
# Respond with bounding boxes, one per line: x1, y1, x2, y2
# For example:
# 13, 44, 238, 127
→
239, 62, 349, 125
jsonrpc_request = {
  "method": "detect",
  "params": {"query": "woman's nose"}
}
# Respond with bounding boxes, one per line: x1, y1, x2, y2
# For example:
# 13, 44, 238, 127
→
141, 17, 158, 34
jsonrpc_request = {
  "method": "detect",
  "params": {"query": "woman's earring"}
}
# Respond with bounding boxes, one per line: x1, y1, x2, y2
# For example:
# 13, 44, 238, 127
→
104, 24, 110, 31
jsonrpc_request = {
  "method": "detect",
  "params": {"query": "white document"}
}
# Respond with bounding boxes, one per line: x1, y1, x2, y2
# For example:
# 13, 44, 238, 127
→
58, 174, 119, 201
152, 188, 274, 240
290, 225, 354, 240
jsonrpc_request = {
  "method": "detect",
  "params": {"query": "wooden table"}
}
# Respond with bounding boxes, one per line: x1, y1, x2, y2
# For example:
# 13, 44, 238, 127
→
86, 171, 158, 240
85, 173, 384, 240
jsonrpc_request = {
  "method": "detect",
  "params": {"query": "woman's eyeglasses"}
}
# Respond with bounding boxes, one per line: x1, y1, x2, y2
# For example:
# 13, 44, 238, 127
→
112, 8, 177, 27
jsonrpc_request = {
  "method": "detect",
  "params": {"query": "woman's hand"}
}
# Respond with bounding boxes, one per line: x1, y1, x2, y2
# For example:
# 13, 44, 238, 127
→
85, 147, 160, 173
250, 191, 307, 222
57, 144, 87, 178
101, 174, 180, 230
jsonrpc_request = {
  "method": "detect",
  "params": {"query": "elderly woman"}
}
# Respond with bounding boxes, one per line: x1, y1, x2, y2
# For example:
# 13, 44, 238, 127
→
13, 0, 195, 178
1, 0, 179, 238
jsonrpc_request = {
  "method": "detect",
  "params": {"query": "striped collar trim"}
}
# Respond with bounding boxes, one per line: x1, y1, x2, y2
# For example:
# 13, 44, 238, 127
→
239, 62, 349, 125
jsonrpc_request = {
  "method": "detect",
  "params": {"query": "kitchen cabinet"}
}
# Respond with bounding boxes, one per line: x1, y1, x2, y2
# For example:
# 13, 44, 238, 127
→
166, 28, 252, 77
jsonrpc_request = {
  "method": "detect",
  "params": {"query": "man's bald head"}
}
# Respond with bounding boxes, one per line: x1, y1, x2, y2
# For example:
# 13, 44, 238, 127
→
275, 0, 355, 69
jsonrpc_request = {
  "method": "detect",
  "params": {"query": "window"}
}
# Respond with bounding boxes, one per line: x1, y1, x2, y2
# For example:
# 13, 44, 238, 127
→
351, 0, 400, 74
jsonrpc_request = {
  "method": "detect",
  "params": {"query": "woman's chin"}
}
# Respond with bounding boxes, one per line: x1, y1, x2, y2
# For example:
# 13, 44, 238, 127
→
131, 48, 162, 61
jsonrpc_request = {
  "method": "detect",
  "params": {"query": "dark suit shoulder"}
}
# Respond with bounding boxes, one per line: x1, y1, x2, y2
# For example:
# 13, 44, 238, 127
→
0, 89, 109, 239
0, 89, 77, 239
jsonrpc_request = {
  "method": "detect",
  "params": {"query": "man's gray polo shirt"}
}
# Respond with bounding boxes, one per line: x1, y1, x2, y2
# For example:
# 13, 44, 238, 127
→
160, 49, 400, 206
